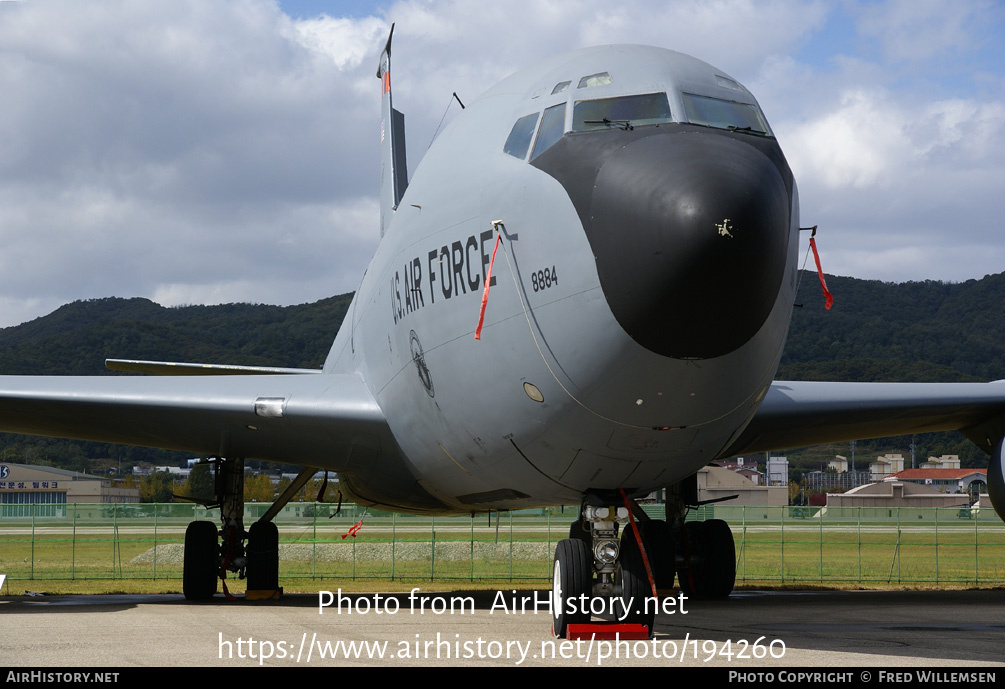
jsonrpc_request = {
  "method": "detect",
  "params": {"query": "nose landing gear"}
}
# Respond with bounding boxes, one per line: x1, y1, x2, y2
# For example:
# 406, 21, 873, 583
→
551, 494, 657, 639
550, 480, 738, 638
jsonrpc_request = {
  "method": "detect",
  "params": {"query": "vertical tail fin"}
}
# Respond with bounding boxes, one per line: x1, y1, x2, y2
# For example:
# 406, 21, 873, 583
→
376, 23, 408, 237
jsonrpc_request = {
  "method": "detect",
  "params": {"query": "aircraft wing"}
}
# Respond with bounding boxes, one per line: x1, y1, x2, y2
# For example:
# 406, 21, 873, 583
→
724, 380, 1005, 457
0, 373, 387, 468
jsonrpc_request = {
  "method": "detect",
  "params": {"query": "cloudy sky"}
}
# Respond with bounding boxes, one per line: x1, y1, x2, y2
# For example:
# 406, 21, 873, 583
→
0, 0, 1002, 328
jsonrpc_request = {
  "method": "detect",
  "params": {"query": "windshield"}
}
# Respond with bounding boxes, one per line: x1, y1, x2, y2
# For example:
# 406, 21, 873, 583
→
681, 93, 771, 135
573, 93, 673, 132
503, 113, 540, 159
530, 103, 567, 160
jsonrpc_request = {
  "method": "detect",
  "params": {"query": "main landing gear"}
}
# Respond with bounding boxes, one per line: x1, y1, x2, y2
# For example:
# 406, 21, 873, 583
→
182, 457, 310, 601
664, 477, 736, 600
551, 480, 737, 639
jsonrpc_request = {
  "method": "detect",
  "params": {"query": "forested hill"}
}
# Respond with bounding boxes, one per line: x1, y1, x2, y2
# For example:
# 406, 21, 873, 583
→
780, 271, 1005, 383
0, 294, 353, 375
1, 271, 1002, 381
0, 271, 1003, 471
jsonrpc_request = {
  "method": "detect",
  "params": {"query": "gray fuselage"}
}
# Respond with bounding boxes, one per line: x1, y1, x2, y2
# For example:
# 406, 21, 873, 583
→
324, 45, 800, 513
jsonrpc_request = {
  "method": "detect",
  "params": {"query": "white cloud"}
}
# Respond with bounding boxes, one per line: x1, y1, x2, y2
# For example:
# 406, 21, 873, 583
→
0, 0, 386, 327
291, 15, 388, 70
0, 0, 1002, 328
784, 89, 913, 189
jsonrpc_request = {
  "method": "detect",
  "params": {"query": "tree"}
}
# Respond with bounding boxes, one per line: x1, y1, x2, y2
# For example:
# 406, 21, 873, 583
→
181, 463, 214, 502
276, 476, 291, 497
244, 473, 275, 502
141, 470, 175, 503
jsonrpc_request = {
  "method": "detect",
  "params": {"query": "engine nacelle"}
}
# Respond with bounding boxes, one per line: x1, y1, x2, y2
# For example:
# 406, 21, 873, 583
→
989, 437, 1005, 523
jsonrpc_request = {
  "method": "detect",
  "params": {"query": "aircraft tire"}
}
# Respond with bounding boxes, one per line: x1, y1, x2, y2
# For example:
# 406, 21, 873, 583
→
701, 518, 736, 598
552, 538, 591, 638
677, 520, 735, 600
638, 519, 675, 590
677, 521, 704, 598
619, 526, 655, 636
247, 521, 280, 592
183, 521, 218, 600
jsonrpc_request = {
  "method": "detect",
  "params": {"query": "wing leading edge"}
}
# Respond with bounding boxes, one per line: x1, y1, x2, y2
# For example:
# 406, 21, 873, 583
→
105, 359, 322, 376
0, 373, 388, 470
723, 380, 1005, 457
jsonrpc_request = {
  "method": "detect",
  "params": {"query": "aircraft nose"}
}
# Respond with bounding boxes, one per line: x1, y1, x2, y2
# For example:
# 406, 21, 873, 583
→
534, 128, 792, 359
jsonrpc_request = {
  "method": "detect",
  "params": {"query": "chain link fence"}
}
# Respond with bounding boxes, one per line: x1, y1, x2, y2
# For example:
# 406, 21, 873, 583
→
1, 502, 1002, 585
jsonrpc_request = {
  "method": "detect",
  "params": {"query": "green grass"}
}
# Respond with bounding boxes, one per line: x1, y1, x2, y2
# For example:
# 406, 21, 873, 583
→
734, 527, 1005, 584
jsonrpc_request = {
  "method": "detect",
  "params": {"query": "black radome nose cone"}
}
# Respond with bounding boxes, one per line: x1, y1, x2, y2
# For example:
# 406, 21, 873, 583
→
533, 127, 792, 359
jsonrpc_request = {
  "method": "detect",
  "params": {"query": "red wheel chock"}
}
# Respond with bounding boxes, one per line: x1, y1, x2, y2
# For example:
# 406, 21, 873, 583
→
565, 622, 650, 640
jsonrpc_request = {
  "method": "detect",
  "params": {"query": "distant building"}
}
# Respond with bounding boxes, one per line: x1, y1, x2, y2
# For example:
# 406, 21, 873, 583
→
870, 453, 905, 481
886, 468, 987, 501
766, 456, 789, 487
0, 462, 140, 515
718, 457, 762, 485
827, 481, 969, 509
919, 455, 961, 470
807, 468, 871, 491
698, 466, 787, 506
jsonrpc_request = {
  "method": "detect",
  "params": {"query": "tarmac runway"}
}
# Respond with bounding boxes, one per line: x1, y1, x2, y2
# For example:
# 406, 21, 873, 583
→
2, 588, 1003, 668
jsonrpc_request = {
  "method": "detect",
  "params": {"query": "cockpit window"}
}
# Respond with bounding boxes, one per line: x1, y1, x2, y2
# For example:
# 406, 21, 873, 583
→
681, 93, 771, 135
578, 72, 612, 89
503, 112, 540, 159
530, 103, 566, 160
572, 93, 673, 132
714, 75, 742, 91
551, 81, 571, 95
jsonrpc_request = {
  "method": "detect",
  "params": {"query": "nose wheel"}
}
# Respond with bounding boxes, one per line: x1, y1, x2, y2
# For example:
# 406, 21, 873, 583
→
551, 538, 591, 637
618, 526, 656, 631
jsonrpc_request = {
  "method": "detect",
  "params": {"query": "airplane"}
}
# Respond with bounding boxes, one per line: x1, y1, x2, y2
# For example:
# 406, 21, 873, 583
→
1, 27, 1004, 638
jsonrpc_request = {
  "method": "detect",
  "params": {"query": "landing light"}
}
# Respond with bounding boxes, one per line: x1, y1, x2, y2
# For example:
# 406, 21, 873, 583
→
595, 540, 619, 564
